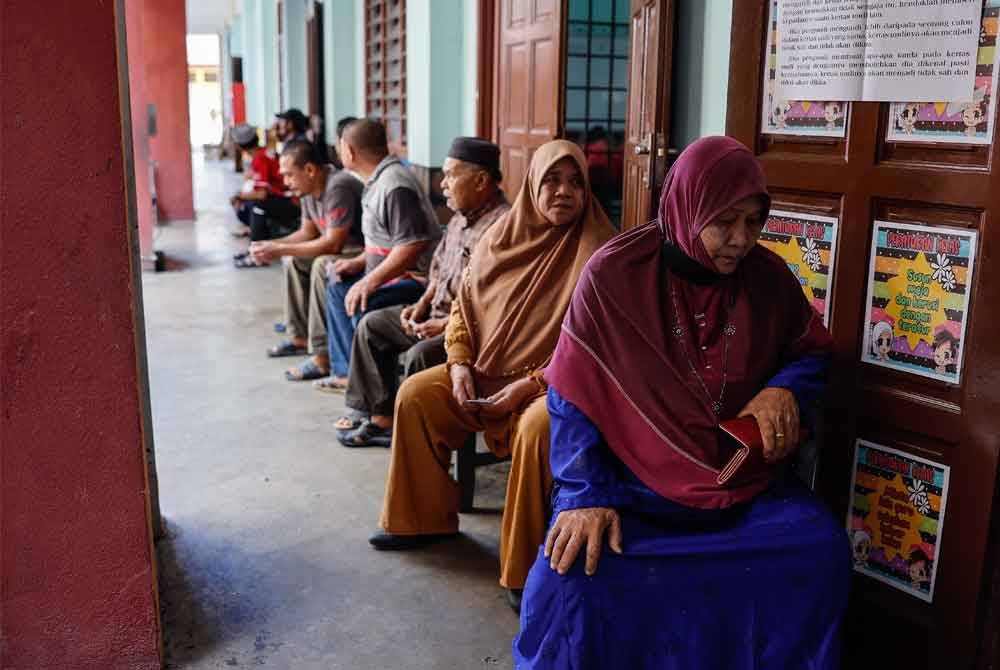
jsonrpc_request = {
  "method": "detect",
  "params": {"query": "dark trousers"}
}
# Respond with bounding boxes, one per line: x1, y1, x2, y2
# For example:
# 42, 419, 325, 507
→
237, 196, 300, 241
325, 275, 425, 378
345, 305, 447, 417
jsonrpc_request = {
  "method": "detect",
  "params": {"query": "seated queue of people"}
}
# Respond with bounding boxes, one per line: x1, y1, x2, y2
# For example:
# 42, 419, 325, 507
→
226, 119, 851, 663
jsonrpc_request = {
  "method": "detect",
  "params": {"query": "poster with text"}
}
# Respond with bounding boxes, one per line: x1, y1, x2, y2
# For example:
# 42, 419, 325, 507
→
861, 221, 977, 384
760, 210, 839, 325
848, 440, 950, 603
887, 1, 1000, 145
761, 0, 849, 138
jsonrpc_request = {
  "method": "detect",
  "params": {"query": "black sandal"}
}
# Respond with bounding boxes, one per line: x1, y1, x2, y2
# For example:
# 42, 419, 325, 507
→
337, 420, 392, 448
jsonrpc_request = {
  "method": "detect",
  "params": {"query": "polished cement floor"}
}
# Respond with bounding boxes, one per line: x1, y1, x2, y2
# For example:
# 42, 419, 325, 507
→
144, 151, 517, 669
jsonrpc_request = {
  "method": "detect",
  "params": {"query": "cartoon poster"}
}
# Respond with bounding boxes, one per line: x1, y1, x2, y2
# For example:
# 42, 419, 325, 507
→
861, 221, 978, 384
759, 210, 839, 326
847, 440, 950, 603
887, 1, 1000, 145
761, 0, 849, 137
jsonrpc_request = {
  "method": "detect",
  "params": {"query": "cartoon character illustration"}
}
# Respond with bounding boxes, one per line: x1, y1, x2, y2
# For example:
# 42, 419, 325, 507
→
933, 329, 960, 375
823, 101, 843, 132
772, 100, 791, 130
851, 528, 872, 567
871, 321, 894, 362
897, 103, 920, 134
908, 548, 932, 590
947, 87, 988, 138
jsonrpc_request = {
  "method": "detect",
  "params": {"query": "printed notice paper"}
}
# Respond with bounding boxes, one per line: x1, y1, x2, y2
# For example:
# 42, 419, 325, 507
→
848, 440, 950, 603
759, 210, 840, 325
776, 0, 983, 102
861, 220, 977, 384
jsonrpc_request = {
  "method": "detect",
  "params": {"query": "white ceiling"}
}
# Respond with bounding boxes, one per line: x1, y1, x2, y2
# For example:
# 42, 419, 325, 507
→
186, 0, 234, 34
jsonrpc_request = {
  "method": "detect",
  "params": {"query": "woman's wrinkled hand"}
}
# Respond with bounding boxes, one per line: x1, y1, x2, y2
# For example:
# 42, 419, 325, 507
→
544, 507, 622, 576
450, 363, 477, 407
737, 387, 800, 462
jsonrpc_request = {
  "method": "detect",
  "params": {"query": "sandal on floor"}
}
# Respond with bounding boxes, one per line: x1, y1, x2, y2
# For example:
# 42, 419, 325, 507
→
313, 376, 349, 394
235, 254, 267, 269
334, 411, 367, 432
268, 340, 308, 358
338, 420, 393, 448
285, 359, 329, 381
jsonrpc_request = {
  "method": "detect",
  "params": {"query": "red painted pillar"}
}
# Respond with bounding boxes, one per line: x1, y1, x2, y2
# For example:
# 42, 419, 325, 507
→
1, 1, 162, 668
126, 0, 155, 260
144, 0, 195, 221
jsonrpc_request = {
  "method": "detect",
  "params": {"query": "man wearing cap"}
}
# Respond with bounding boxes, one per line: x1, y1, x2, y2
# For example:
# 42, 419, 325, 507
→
274, 108, 309, 146
335, 138, 509, 447
229, 124, 301, 264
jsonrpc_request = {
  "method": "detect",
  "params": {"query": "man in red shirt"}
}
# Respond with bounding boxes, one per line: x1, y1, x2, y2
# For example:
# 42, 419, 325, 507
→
230, 124, 301, 267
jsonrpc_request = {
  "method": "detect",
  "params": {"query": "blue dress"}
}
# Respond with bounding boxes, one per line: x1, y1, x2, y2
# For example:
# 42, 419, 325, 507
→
513, 361, 851, 670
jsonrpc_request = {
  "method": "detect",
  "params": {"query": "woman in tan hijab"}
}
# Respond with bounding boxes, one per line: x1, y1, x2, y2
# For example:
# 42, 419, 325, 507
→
369, 140, 615, 611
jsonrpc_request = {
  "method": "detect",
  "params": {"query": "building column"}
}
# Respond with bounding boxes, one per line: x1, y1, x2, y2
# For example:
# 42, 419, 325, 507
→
282, 0, 309, 112
405, 0, 477, 220
143, 0, 196, 220
1, 0, 162, 667
324, 0, 359, 131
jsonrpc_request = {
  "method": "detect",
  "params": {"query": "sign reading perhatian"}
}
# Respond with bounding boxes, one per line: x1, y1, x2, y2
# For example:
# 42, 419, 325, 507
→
776, 0, 982, 102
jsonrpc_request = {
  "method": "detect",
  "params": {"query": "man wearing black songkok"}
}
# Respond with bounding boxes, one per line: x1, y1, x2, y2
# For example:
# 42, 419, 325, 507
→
335, 138, 511, 447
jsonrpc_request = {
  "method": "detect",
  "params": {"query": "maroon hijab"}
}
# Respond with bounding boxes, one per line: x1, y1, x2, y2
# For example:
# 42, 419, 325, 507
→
545, 136, 832, 509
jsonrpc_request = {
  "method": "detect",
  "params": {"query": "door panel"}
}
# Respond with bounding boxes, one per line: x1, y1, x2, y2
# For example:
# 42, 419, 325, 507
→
494, 0, 563, 193
728, 3, 1000, 668
621, 0, 675, 230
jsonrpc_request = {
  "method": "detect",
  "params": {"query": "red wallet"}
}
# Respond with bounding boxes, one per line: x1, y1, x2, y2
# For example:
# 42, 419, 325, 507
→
716, 416, 769, 486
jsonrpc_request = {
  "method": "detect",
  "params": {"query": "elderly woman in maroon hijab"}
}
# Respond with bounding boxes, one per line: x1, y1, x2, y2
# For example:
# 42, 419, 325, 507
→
513, 137, 851, 669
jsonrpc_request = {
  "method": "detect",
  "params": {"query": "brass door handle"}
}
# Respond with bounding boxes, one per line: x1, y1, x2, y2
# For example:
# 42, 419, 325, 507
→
634, 143, 650, 155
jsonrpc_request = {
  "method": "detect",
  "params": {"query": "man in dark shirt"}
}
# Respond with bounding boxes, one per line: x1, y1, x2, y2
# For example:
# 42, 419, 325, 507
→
254, 140, 364, 381
314, 119, 440, 392
229, 124, 300, 259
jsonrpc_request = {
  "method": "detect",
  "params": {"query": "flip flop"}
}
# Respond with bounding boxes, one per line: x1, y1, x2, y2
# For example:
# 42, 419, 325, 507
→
235, 254, 268, 269
285, 359, 329, 381
313, 376, 349, 394
334, 411, 368, 433
338, 420, 393, 448
268, 340, 308, 358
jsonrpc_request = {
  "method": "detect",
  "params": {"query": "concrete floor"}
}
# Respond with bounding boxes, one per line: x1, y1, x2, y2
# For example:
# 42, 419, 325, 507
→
144, 151, 518, 669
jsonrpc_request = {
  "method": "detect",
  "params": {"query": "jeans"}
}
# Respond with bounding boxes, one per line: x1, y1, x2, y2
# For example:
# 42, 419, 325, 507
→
325, 274, 425, 377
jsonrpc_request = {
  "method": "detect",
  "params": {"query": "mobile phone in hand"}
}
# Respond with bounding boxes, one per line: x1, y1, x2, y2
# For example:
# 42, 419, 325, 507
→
464, 399, 495, 406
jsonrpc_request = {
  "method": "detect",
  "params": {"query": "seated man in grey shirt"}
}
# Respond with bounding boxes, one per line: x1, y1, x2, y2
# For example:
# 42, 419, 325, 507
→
315, 119, 441, 392
253, 140, 363, 381
336, 137, 510, 447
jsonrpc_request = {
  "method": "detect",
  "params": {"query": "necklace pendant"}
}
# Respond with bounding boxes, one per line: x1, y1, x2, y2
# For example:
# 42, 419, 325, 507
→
712, 401, 723, 415
723, 323, 736, 337
672, 325, 684, 338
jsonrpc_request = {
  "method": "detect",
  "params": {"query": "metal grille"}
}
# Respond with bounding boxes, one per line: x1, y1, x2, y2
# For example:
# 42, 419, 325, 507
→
365, 0, 407, 148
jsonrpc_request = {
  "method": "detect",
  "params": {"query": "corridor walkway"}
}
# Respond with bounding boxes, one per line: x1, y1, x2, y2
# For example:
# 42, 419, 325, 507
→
143, 151, 517, 669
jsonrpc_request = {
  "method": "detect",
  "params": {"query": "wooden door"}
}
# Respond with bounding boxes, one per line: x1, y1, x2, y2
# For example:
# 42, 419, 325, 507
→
621, 0, 674, 230
728, 3, 1000, 668
493, 0, 563, 194
307, 2, 324, 118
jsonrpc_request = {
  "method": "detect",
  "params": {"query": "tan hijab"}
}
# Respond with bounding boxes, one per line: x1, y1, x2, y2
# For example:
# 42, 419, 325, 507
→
459, 139, 615, 382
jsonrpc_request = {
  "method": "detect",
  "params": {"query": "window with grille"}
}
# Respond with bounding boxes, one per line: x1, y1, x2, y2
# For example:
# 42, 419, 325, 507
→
565, 0, 630, 226
365, 0, 407, 150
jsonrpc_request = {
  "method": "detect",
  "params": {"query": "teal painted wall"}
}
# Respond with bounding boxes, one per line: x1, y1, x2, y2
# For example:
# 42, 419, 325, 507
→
671, 0, 733, 149
406, 0, 467, 167
230, 14, 245, 58
463, 0, 477, 136
324, 0, 358, 132
261, 0, 280, 121
282, 0, 309, 112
